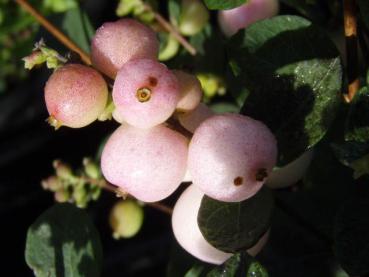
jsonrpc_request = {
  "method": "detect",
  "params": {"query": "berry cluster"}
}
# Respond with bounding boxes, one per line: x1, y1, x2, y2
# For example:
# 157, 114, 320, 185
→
42, 12, 281, 265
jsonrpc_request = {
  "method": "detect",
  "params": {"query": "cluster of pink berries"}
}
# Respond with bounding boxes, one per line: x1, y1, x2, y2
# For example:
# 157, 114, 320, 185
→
43, 15, 279, 265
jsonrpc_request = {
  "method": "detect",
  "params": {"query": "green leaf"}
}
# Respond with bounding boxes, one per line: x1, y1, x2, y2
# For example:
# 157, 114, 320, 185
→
198, 187, 273, 253
203, 0, 247, 10
61, 6, 95, 53
207, 252, 268, 277
227, 15, 342, 165
345, 87, 369, 142
25, 203, 103, 277
43, 0, 78, 13
334, 185, 369, 276
168, 0, 181, 26
358, 0, 369, 30
331, 141, 369, 167
185, 264, 206, 277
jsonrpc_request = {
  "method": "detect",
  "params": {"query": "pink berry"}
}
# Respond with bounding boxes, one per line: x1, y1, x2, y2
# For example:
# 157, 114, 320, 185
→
101, 124, 188, 202
44, 64, 108, 129
91, 19, 159, 78
172, 185, 232, 264
178, 103, 214, 133
188, 113, 277, 202
172, 70, 202, 112
113, 59, 180, 128
218, 0, 279, 37
172, 185, 270, 264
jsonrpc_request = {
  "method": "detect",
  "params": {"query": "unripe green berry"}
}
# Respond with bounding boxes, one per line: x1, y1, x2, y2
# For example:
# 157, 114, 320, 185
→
178, 0, 210, 36
109, 199, 144, 239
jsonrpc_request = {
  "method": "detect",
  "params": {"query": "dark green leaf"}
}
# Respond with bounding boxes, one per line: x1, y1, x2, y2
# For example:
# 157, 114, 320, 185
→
61, 6, 95, 53
198, 187, 273, 253
227, 15, 342, 165
25, 203, 103, 277
203, 0, 247, 10
331, 141, 369, 167
207, 252, 268, 277
185, 264, 206, 277
345, 87, 369, 142
334, 185, 369, 276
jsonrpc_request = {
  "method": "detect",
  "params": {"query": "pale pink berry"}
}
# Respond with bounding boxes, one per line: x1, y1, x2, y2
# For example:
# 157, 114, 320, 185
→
101, 124, 188, 202
178, 103, 214, 133
113, 59, 180, 128
44, 64, 108, 129
188, 113, 277, 202
172, 185, 269, 264
91, 19, 159, 78
172, 70, 202, 112
218, 0, 279, 37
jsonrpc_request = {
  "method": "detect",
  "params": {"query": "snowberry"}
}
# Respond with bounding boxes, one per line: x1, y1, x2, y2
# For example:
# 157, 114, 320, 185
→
91, 19, 159, 78
109, 199, 144, 239
172, 185, 269, 264
188, 113, 277, 202
101, 124, 188, 202
113, 59, 180, 128
44, 64, 108, 129
178, 103, 214, 133
178, 0, 210, 36
218, 0, 279, 37
173, 70, 203, 112
266, 149, 314, 189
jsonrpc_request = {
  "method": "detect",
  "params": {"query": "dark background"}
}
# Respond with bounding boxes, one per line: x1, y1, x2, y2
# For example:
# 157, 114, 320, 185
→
0, 1, 349, 276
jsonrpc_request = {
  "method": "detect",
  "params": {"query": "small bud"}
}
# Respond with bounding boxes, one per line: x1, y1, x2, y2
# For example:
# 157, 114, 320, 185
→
91, 185, 102, 201
53, 160, 73, 179
196, 73, 226, 100
23, 51, 47, 70
41, 176, 62, 191
73, 182, 88, 208
83, 158, 101, 179
116, 0, 155, 23
54, 189, 70, 203
109, 199, 144, 239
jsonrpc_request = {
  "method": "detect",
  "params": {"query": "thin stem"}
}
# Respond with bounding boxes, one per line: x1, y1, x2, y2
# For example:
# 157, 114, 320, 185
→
15, 0, 91, 65
86, 177, 173, 215
142, 3, 197, 56
343, 0, 360, 103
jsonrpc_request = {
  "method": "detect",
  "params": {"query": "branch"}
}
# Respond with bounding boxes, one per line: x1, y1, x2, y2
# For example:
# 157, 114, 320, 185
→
142, 3, 197, 56
343, 0, 360, 103
87, 177, 173, 215
15, 0, 91, 65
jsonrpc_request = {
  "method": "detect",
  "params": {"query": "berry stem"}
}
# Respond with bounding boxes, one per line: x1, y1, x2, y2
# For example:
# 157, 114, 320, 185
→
15, 0, 91, 65
142, 3, 197, 56
86, 177, 173, 215
343, 0, 359, 103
